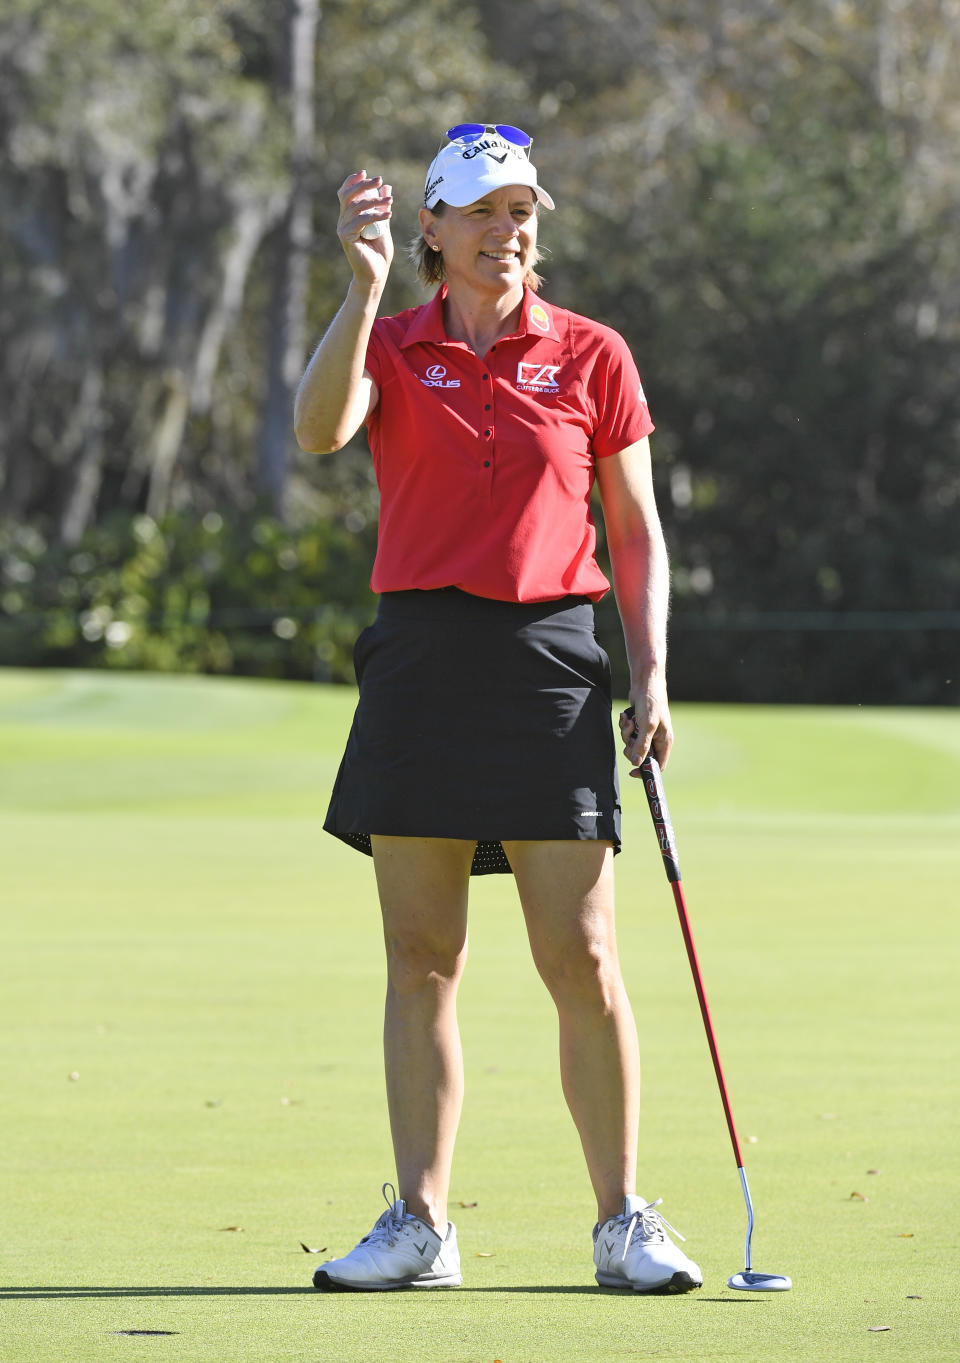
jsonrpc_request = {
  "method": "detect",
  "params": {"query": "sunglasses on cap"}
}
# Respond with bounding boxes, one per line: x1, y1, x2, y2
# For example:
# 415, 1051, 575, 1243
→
445, 123, 533, 152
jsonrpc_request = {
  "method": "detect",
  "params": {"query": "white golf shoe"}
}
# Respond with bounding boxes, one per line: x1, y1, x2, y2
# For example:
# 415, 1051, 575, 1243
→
594, 1195, 702, 1293
313, 1184, 461, 1291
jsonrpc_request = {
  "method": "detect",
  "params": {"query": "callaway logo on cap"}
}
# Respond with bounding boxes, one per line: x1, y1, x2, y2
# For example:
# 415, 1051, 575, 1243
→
424, 123, 556, 212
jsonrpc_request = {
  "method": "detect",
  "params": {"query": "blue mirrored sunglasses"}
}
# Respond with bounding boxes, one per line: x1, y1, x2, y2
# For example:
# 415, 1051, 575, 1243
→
446, 123, 532, 151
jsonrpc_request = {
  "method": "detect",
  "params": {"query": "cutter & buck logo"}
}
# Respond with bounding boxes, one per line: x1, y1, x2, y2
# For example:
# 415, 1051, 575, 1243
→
420, 364, 461, 389
516, 361, 561, 392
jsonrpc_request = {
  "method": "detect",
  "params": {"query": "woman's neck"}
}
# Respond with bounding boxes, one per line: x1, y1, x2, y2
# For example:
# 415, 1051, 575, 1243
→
441, 284, 525, 357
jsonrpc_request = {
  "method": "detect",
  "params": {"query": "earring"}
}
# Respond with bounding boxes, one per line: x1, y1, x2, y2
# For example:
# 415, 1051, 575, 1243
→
431, 243, 441, 252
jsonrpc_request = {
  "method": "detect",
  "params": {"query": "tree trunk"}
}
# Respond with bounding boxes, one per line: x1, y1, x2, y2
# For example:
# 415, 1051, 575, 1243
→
256, 0, 319, 518
59, 361, 105, 546
192, 193, 285, 414
145, 371, 191, 520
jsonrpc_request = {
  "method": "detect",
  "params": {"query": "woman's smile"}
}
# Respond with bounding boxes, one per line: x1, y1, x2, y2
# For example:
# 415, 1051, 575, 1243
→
424, 185, 538, 293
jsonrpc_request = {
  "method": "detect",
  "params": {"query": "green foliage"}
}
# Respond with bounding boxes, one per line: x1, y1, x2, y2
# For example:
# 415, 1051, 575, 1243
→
0, 511, 378, 682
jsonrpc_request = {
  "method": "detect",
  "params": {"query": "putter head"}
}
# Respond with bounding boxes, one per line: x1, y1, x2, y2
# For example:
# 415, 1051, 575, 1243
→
728, 1270, 792, 1292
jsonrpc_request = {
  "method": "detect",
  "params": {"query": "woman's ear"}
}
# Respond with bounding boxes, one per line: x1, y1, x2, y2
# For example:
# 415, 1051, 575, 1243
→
419, 206, 440, 252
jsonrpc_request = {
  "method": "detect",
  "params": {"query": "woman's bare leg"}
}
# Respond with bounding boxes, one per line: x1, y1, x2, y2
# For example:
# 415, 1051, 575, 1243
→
502, 839, 640, 1224
371, 834, 475, 1233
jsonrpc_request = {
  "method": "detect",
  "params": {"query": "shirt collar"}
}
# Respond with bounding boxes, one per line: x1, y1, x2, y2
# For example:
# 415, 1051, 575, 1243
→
399, 286, 561, 349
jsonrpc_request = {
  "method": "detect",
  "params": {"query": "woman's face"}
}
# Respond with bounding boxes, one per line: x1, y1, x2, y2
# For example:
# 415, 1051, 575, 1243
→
420, 186, 538, 296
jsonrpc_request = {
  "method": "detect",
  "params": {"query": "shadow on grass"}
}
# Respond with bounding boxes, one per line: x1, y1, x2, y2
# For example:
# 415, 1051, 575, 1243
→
460, 1289, 764, 1301
1, 1285, 763, 1301
0, 1287, 315, 1299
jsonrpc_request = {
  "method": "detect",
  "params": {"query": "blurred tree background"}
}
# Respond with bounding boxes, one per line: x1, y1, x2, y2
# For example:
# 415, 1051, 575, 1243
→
1, 0, 957, 701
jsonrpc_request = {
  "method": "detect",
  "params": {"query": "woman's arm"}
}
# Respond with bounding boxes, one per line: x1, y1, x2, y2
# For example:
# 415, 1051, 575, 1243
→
293, 171, 393, 454
594, 436, 673, 773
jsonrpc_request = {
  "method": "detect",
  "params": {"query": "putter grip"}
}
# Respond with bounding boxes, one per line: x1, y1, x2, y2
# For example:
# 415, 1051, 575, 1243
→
625, 707, 681, 883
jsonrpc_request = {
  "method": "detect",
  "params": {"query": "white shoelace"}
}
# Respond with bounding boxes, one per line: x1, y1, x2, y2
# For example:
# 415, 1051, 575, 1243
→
359, 1182, 407, 1248
621, 1198, 687, 1261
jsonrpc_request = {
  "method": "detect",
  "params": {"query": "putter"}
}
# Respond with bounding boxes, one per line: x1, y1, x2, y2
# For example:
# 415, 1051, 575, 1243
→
628, 715, 792, 1292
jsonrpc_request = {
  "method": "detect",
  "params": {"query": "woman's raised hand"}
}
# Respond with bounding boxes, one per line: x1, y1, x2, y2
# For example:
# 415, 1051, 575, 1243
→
337, 170, 394, 284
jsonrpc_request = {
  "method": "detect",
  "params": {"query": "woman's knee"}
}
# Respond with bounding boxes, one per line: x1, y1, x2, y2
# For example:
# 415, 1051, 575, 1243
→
373, 836, 472, 996
384, 926, 467, 996
534, 931, 623, 1012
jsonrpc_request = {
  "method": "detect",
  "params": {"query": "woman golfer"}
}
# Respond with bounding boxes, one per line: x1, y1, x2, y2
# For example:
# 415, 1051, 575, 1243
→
294, 122, 701, 1295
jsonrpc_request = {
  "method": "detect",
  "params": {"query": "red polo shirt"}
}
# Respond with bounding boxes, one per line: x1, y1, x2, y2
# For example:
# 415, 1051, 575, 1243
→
363, 287, 654, 603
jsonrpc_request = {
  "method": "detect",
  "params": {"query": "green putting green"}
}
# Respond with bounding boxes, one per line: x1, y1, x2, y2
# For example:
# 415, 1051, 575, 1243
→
1, 668, 957, 1362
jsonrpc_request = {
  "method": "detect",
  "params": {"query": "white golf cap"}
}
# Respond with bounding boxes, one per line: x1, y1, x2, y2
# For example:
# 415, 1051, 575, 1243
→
424, 128, 555, 212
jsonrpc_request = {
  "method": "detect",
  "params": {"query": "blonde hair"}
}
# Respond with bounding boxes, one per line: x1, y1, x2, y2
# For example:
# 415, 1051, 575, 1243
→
408, 200, 545, 292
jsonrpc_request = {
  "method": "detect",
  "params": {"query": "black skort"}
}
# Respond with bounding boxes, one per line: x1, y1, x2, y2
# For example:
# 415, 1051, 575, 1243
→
323, 587, 621, 875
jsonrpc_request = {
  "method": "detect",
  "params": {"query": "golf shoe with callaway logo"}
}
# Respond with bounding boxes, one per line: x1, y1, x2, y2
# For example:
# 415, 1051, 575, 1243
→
593, 1194, 702, 1293
313, 1183, 461, 1291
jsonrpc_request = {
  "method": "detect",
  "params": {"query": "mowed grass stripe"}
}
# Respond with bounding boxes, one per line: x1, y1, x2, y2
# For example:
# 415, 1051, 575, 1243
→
1, 669, 958, 1362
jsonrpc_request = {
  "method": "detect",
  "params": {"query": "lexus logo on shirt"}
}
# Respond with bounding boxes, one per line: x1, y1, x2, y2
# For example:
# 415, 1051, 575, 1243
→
516, 362, 561, 392
420, 364, 461, 389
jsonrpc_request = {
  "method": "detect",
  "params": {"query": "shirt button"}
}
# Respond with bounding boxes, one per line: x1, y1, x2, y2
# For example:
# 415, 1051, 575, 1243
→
482, 373, 489, 380
483, 460, 491, 468
484, 429, 491, 437
484, 404, 491, 411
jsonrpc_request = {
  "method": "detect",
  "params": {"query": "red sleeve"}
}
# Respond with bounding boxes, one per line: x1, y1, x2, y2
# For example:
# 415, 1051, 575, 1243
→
363, 320, 385, 389
589, 329, 655, 459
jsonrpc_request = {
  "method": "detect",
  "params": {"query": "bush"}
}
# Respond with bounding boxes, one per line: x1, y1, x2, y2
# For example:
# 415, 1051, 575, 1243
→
0, 511, 379, 682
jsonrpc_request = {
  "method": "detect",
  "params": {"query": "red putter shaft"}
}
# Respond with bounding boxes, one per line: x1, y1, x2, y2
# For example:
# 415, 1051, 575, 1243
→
637, 746, 744, 1170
